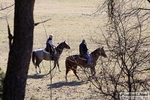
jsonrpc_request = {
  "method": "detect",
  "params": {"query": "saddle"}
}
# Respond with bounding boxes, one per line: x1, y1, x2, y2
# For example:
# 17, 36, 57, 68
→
78, 55, 87, 61
43, 48, 50, 54
43, 48, 55, 60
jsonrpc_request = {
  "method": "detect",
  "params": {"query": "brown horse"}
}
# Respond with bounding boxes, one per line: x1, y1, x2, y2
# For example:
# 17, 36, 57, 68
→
32, 41, 70, 74
65, 47, 107, 81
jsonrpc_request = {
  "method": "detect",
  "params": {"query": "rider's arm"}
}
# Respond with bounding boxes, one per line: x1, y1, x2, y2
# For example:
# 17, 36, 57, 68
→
48, 40, 55, 47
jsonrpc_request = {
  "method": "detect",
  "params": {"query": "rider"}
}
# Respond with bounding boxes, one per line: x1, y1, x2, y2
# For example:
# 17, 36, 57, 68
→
46, 34, 55, 59
79, 39, 91, 67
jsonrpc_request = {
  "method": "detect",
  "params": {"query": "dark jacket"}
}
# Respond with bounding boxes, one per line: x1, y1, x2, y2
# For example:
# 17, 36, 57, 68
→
79, 42, 88, 56
46, 38, 54, 53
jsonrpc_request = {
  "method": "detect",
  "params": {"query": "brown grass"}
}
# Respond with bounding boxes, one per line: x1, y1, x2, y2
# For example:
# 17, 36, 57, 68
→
0, 0, 107, 99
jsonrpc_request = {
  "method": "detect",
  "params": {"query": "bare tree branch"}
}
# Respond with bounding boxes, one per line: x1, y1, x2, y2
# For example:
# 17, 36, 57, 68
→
89, 0, 150, 99
34, 18, 51, 26
0, 4, 14, 11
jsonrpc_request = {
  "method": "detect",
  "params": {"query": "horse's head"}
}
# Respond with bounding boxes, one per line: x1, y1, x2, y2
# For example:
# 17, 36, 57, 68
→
60, 41, 70, 49
91, 47, 107, 58
99, 47, 107, 58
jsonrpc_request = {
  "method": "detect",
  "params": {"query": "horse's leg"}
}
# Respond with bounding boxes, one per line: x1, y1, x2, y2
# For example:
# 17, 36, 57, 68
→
53, 59, 61, 72
72, 67, 80, 80
49, 60, 56, 73
35, 65, 38, 74
92, 64, 96, 76
93, 68, 96, 76
36, 59, 42, 73
33, 57, 39, 74
38, 65, 41, 73
56, 60, 61, 72
90, 66, 96, 76
34, 61, 39, 74
35, 65, 41, 74
50, 59, 61, 72
65, 68, 70, 82
65, 59, 71, 82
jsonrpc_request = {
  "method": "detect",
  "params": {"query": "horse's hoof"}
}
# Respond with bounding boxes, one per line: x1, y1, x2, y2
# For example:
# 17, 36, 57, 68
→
36, 71, 38, 74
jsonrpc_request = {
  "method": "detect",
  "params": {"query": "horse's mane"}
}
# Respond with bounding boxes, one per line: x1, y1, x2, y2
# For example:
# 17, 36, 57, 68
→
90, 48, 100, 55
56, 42, 64, 48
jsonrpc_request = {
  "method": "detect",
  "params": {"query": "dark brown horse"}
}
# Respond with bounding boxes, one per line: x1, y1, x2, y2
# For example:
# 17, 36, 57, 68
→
65, 47, 107, 81
32, 41, 70, 74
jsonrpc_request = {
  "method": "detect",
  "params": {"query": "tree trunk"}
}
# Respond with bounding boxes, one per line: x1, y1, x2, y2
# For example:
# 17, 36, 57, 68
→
3, 0, 34, 100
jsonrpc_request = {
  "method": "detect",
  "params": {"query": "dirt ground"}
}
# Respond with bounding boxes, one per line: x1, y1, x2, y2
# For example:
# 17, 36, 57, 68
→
0, 0, 107, 100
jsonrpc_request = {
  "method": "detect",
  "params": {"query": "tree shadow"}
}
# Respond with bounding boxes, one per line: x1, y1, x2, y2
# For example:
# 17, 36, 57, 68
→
28, 73, 49, 79
47, 81, 86, 89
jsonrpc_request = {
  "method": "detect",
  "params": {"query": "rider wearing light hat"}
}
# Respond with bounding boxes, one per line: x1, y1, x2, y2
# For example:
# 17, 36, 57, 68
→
46, 34, 55, 59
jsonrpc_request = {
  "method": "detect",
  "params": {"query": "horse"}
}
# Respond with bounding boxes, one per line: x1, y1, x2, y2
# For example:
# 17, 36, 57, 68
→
65, 47, 107, 81
32, 41, 70, 74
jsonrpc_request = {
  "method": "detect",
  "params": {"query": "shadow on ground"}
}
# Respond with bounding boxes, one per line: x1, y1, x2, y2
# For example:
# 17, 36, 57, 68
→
47, 81, 87, 89
28, 73, 49, 79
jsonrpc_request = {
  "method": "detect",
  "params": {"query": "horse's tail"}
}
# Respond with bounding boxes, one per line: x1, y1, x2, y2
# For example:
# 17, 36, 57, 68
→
65, 57, 72, 70
65, 56, 72, 81
32, 51, 36, 66
65, 57, 69, 68
65, 56, 76, 70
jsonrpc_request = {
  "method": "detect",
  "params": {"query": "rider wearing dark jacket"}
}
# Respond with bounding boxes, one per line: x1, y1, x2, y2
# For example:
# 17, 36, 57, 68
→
79, 39, 91, 66
79, 40, 88, 56
46, 34, 55, 59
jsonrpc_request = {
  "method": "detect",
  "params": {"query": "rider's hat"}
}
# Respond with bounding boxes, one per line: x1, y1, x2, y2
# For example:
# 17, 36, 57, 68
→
49, 34, 53, 38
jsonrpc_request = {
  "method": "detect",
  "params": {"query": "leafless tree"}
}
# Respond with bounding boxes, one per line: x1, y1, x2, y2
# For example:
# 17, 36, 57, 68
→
89, 0, 150, 99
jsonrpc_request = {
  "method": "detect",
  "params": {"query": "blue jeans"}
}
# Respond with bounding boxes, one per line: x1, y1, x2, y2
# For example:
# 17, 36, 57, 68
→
85, 54, 91, 65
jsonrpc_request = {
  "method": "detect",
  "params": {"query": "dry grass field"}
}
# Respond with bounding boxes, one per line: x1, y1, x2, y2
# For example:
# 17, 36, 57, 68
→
0, 0, 108, 100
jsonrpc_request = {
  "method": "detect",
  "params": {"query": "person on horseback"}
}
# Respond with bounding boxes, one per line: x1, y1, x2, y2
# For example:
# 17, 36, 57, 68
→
46, 34, 55, 59
79, 39, 91, 67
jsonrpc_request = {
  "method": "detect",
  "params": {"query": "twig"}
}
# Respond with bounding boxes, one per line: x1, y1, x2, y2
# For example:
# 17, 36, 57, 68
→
6, 16, 13, 50
0, 4, 14, 11
34, 18, 51, 26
